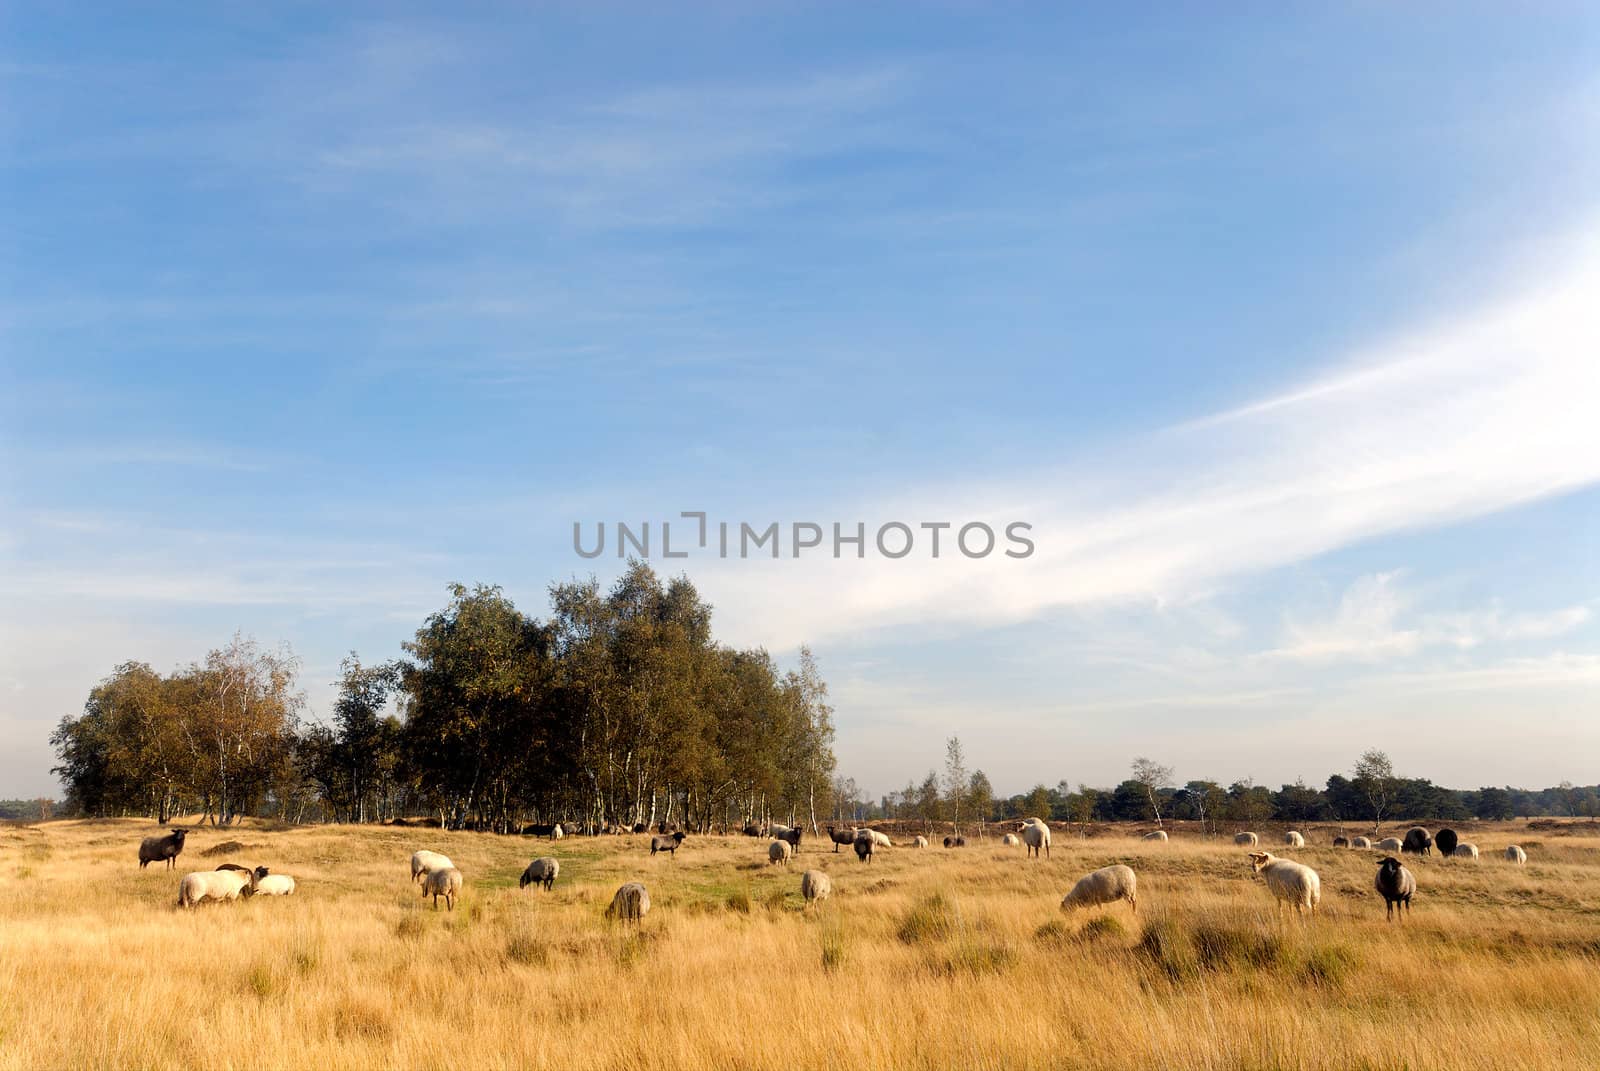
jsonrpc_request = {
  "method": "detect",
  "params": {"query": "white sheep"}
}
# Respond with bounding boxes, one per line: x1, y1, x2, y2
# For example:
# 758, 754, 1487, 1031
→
1002, 833, 1020, 846
1505, 845, 1527, 864
410, 850, 453, 885
552, 824, 564, 840
422, 866, 463, 910
1247, 852, 1320, 919
250, 866, 295, 896
606, 882, 650, 923
1234, 832, 1259, 846
800, 869, 832, 905
768, 840, 793, 867
1018, 818, 1051, 859
1374, 837, 1403, 852
1351, 836, 1372, 849
1143, 831, 1169, 843
867, 830, 892, 849
519, 857, 560, 891
1060, 865, 1137, 914
911, 835, 929, 849
177, 868, 257, 908
1452, 843, 1480, 861
1283, 831, 1305, 848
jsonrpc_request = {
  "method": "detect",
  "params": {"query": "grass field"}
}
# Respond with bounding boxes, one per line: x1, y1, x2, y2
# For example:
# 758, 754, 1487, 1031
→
1, 818, 1597, 1070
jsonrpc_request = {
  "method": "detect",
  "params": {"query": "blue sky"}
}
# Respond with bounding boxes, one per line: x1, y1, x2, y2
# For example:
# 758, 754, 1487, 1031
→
3, 5, 1598, 799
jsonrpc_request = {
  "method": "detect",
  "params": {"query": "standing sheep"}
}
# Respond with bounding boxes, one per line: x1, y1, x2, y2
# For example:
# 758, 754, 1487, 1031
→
911, 835, 929, 849
177, 866, 258, 908
1401, 827, 1433, 856
1002, 833, 1020, 846
422, 866, 463, 910
1247, 852, 1321, 919
410, 850, 454, 885
1505, 845, 1527, 864
769, 840, 793, 867
1060, 865, 1138, 914
1451, 843, 1480, 861
519, 858, 560, 891
1374, 856, 1415, 922
1018, 819, 1051, 859
1374, 837, 1403, 853
606, 882, 650, 924
1350, 836, 1372, 849
800, 870, 832, 906
1332, 836, 1351, 848
138, 829, 188, 871
1434, 829, 1459, 858
826, 826, 857, 852
1283, 831, 1305, 848
1143, 831, 1169, 843
1233, 832, 1259, 846
650, 831, 687, 857
774, 826, 803, 854
853, 833, 874, 863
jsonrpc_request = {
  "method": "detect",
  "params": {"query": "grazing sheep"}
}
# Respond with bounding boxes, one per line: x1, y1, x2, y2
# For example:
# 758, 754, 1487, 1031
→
774, 826, 803, 853
138, 829, 188, 870
865, 830, 892, 849
1233, 832, 1259, 846
743, 823, 764, 837
941, 835, 966, 848
410, 850, 454, 884
1332, 836, 1351, 848
1351, 836, 1372, 849
1374, 856, 1415, 922
1505, 845, 1527, 864
1434, 828, 1459, 858
650, 831, 687, 857
1374, 837, 1403, 853
519, 857, 560, 891
1283, 831, 1305, 848
1060, 865, 1138, 914
177, 867, 258, 908
1451, 843, 1480, 861
800, 870, 832, 905
250, 866, 296, 896
911, 835, 929, 849
606, 882, 650, 924
1143, 831, 1169, 843
422, 866, 463, 910
1018, 819, 1050, 859
769, 840, 793, 867
853, 833, 874, 863
1401, 827, 1433, 856
1002, 833, 1021, 846
1246, 852, 1321, 919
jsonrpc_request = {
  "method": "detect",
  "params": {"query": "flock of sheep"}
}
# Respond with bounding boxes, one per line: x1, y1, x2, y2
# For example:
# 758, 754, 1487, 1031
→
140, 818, 1532, 927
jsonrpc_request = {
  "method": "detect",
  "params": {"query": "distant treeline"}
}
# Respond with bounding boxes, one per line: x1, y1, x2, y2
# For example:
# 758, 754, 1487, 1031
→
49, 564, 836, 833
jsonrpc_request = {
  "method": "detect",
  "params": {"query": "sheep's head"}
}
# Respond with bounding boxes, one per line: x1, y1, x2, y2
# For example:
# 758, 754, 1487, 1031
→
253, 866, 271, 881
1376, 856, 1403, 876
170, 829, 187, 844
1247, 852, 1272, 872
673, 831, 686, 843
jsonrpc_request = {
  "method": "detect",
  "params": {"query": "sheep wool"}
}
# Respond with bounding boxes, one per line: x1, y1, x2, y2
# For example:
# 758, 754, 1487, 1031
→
422, 866, 463, 911
1247, 852, 1321, 918
411, 850, 454, 885
1060, 865, 1138, 914
768, 840, 793, 866
606, 882, 650, 923
800, 870, 832, 905
1505, 845, 1527, 864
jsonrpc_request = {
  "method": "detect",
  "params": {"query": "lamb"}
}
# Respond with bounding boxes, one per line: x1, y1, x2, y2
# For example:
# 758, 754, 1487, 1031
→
911, 835, 929, 848
177, 866, 258, 908
769, 840, 793, 867
853, 832, 874, 863
250, 866, 296, 896
1233, 832, 1259, 846
1374, 856, 1415, 922
519, 857, 560, 891
138, 828, 188, 870
1374, 837, 1403, 852
1351, 836, 1372, 849
1060, 865, 1138, 914
1002, 833, 1020, 846
1143, 831, 1169, 843
1332, 836, 1351, 848
606, 882, 650, 923
1505, 845, 1527, 864
650, 831, 687, 857
422, 866, 463, 910
1018, 819, 1051, 859
1246, 852, 1321, 919
826, 826, 857, 852
1401, 827, 1433, 856
1451, 843, 1480, 861
410, 850, 454, 885
1434, 828, 1459, 857
800, 869, 832, 906
1283, 831, 1305, 848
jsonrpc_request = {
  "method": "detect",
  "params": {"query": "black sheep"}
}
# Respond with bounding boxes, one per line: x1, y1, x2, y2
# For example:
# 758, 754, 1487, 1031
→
775, 826, 802, 854
1374, 856, 1416, 922
853, 834, 874, 863
1401, 827, 1433, 856
1434, 828, 1459, 858
826, 826, 856, 852
137, 828, 188, 870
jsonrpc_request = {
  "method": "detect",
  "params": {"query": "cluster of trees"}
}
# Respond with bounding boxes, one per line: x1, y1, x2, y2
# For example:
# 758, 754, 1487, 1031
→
51, 564, 837, 832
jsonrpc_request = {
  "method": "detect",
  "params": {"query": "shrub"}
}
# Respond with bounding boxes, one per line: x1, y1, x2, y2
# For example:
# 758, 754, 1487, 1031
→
505, 931, 549, 967
726, 888, 752, 914
1077, 915, 1128, 944
1136, 917, 1199, 981
897, 893, 960, 945
395, 913, 426, 941
1300, 942, 1361, 987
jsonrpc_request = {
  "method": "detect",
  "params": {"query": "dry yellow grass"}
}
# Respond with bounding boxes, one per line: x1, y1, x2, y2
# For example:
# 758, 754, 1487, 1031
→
1, 819, 1597, 1070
